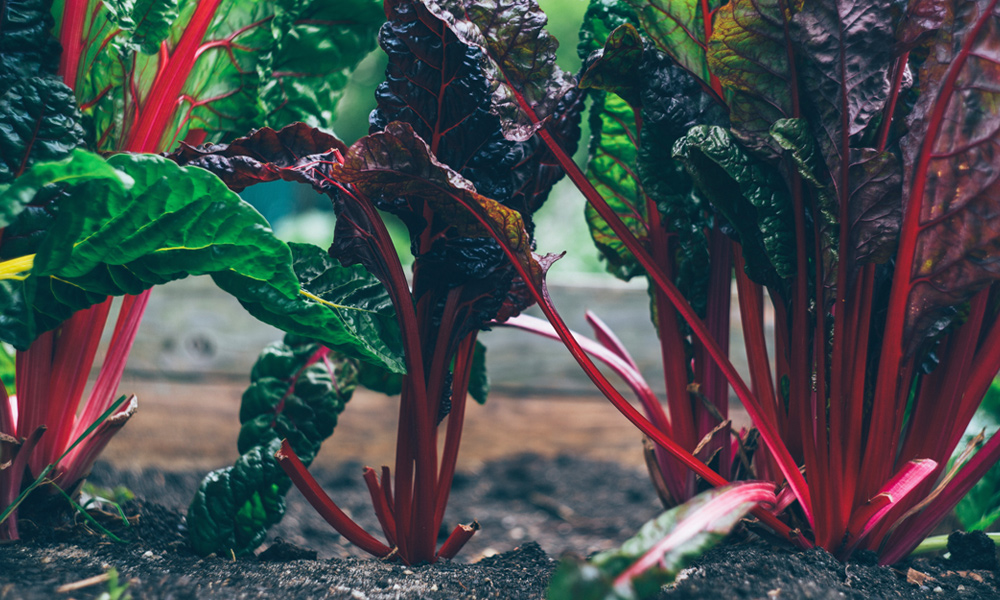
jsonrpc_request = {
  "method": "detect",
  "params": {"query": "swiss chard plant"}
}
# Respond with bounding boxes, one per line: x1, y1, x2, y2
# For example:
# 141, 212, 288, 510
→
0, 0, 388, 540
170, 0, 582, 564
480, 0, 1000, 564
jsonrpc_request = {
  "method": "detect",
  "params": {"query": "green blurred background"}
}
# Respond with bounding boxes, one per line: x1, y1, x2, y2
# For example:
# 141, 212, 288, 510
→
240, 0, 604, 277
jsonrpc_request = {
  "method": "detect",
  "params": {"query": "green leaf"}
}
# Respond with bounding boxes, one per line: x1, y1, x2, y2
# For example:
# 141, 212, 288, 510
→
578, 0, 640, 61
0, 78, 86, 187
0, 0, 61, 93
217, 242, 405, 375
956, 381, 1000, 532
0, 150, 404, 374
468, 340, 489, 405
673, 125, 794, 290
579, 23, 645, 106
547, 482, 774, 600
623, 0, 721, 86
187, 438, 291, 556
707, 0, 795, 158
189, 336, 357, 556
103, 0, 179, 54
261, 0, 383, 130
584, 92, 647, 281
70, 0, 376, 153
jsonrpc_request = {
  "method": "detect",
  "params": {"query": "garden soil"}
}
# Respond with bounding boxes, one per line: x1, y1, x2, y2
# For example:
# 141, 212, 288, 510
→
2, 454, 999, 599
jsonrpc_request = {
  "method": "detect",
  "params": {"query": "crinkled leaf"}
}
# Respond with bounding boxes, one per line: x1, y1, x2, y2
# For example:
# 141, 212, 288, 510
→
338, 122, 542, 287
0, 0, 60, 93
707, 0, 795, 158
187, 335, 357, 556
579, 23, 645, 107
187, 438, 290, 556
578, 0, 640, 61
468, 340, 489, 404
69, 0, 374, 153
0, 78, 87, 188
102, 0, 179, 54
897, 0, 950, 52
623, 0, 721, 86
584, 92, 646, 281
581, 27, 718, 293
169, 122, 348, 191
769, 117, 839, 289
673, 125, 795, 290
547, 482, 775, 600
0, 151, 404, 373
847, 149, 902, 268
420, 0, 576, 141
897, 0, 1000, 355
261, 0, 382, 129
790, 0, 896, 200
216, 242, 404, 375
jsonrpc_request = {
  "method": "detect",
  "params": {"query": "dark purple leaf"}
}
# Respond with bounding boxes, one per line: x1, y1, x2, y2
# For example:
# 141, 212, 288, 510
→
848, 149, 903, 268
790, 0, 897, 200
897, 0, 951, 52
898, 0, 1000, 354
420, 0, 576, 141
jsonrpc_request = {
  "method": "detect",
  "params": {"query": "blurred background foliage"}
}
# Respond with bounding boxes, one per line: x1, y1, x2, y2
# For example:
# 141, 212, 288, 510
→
240, 0, 604, 276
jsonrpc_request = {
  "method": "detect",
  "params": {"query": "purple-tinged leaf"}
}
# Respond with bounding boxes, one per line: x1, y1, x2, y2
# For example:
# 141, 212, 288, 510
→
420, 0, 576, 141
790, 0, 897, 199
848, 149, 903, 268
707, 0, 796, 158
895, 0, 1000, 356
623, 0, 722, 87
897, 0, 951, 52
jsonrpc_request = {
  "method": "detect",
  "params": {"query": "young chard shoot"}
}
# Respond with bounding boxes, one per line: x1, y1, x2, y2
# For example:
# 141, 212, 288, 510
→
171, 0, 582, 564
476, 0, 1000, 564
547, 482, 776, 600
0, 0, 388, 540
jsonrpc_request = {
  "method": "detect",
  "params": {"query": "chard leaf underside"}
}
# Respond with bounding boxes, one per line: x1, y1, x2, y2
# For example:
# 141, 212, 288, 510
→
897, 0, 1000, 355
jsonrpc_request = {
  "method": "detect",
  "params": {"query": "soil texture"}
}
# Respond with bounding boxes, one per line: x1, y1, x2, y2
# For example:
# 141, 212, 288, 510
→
1, 454, 998, 599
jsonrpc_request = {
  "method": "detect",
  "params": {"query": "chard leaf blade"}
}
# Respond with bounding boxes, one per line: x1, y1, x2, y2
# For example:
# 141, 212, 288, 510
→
420, 0, 576, 141
0, 150, 404, 374
188, 336, 357, 556
897, 0, 1000, 354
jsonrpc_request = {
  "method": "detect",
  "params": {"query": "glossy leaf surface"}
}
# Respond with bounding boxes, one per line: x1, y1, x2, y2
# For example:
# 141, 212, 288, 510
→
0, 150, 403, 373
707, 0, 795, 157
673, 125, 795, 290
188, 336, 357, 556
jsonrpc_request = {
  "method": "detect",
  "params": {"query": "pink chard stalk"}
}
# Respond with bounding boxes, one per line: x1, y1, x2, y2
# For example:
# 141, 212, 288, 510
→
0, 0, 382, 539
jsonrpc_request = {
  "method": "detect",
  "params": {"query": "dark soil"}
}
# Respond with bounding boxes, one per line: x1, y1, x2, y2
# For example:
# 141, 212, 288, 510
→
1, 454, 998, 599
